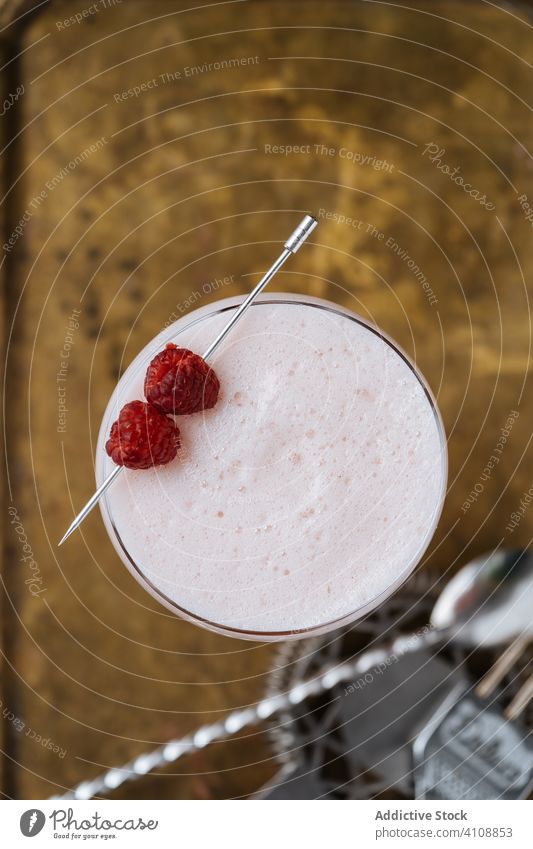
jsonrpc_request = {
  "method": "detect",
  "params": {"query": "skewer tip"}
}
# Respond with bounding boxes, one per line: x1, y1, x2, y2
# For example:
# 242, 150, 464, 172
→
58, 525, 75, 546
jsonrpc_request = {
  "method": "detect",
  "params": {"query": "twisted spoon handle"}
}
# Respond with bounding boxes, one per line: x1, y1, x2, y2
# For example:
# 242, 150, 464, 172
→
53, 628, 434, 800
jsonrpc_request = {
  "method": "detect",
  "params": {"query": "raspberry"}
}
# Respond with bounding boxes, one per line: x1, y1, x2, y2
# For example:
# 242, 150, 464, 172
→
144, 344, 220, 415
105, 400, 180, 469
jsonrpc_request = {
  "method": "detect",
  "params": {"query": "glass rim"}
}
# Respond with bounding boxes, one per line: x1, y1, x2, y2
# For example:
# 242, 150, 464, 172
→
97, 294, 448, 642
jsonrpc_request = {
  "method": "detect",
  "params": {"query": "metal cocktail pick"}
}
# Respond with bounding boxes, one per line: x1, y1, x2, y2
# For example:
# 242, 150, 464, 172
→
58, 214, 318, 546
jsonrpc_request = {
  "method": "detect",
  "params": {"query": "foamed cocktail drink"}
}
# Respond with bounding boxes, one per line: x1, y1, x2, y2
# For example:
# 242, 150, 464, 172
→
96, 294, 447, 639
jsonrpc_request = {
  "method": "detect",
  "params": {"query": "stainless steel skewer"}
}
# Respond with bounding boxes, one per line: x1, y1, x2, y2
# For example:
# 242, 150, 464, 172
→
58, 214, 318, 546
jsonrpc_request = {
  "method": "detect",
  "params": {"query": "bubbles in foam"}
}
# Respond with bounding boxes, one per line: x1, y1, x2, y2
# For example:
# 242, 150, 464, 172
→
97, 297, 446, 636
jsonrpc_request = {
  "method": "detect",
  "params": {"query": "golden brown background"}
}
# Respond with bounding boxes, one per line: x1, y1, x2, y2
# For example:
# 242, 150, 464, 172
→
1, 0, 532, 798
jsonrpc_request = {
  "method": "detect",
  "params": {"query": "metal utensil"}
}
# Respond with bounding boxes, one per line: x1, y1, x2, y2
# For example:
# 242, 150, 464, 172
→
58, 214, 318, 545
430, 548, 533, 648
476, 632, 531, 700
413, 680, 533, 800
348, 548, 533, 665
413, 552, 533, 801
52, 550, 533, 799
506, 671, 533, 721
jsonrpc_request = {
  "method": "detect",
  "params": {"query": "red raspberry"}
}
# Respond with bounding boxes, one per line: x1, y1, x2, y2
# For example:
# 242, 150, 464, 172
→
144, 343, 220, 415
105, 400, 180, 469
